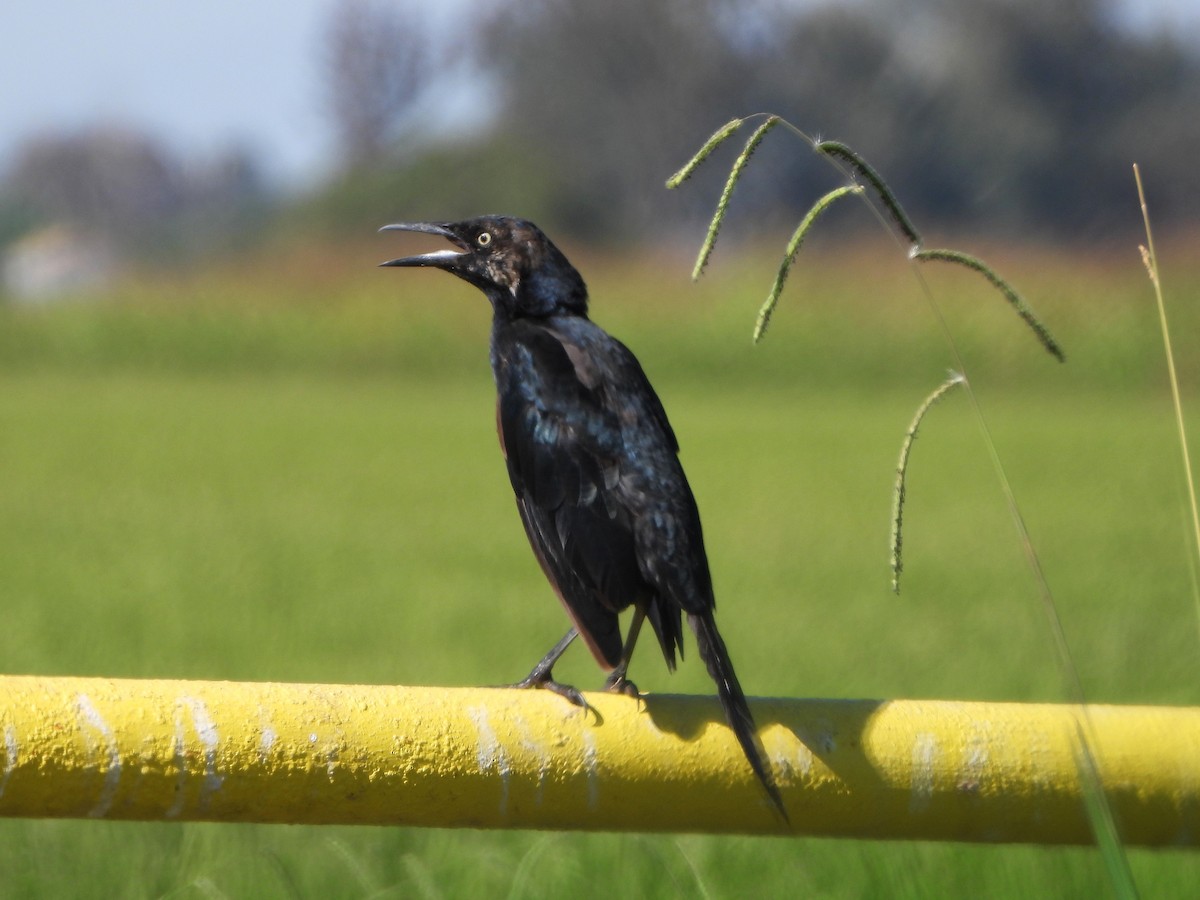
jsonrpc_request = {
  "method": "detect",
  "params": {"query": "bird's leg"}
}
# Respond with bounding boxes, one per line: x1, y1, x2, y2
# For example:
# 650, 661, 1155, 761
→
603, 609, 645, 698
508, 629, 590, 708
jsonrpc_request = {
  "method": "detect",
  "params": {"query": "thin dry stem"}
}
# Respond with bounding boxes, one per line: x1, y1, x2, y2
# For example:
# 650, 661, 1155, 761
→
1134, 162, 1200, 639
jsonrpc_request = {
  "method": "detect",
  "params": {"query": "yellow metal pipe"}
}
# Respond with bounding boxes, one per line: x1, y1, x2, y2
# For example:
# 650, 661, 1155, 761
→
0, 675, 1197, 844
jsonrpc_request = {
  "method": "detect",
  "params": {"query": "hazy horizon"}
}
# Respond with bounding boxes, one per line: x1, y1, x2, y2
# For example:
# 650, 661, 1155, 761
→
3, 0, 1197, 194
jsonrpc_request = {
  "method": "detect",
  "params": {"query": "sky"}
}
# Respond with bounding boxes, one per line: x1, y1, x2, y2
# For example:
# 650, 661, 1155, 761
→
2, 0, 1197, 192
2, 1, 340, 185
0, 0, 474, 189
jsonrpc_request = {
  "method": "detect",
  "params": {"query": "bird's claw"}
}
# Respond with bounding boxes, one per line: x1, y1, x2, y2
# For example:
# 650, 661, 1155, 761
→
508, 669, 592, 712
603, 671, 641, 699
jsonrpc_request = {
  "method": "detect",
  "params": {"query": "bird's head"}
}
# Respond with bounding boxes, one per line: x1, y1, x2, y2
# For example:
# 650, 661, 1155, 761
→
379, 216, 588, 318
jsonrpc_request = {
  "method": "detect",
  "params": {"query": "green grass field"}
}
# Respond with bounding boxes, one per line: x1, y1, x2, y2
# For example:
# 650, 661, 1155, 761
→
1, 238, 1198, 896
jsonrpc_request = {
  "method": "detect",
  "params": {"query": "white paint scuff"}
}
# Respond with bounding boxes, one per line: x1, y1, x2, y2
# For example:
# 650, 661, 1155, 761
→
580, 729, 599, 812
959, 732, 989, 794
511, 713, 551, 805
76, 693, 122, 818
166, 696, 224, 818
909, 731, 939, 813
784, 739, 815, 780
1, 724, 18, 800
259, 725, 278, 760
467, 705, 511, 816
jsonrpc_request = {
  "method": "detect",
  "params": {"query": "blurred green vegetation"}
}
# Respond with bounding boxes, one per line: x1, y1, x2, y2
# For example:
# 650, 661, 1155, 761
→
1, 239, 1198, 896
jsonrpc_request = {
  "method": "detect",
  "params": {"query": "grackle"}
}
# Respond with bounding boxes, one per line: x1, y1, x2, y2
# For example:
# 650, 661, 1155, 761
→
380, 216, 785, 819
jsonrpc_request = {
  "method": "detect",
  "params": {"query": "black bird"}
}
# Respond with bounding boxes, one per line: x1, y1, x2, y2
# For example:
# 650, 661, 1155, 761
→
380, 215, 785, 818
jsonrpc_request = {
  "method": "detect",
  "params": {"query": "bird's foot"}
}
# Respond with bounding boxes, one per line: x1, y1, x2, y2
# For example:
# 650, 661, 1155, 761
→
508, 667, 591, 711
603, 670, 641, 699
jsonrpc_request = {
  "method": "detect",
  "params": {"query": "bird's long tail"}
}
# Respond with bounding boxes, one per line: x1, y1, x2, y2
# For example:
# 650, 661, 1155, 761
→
689, 612, 788, 823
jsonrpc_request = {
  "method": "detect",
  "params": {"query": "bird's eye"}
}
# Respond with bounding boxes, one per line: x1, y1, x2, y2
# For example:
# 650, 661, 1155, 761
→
477, 232, 492, 247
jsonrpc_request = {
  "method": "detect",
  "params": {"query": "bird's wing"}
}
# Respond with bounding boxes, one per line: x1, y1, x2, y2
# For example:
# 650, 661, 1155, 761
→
591, 336, 712, 613
604, 336, 679, 454
496, 321, 649, 669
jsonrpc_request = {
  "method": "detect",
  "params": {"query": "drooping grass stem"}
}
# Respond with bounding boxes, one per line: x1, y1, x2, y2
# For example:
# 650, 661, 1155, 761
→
691, 116, 780, 281
754, 185, 862, 343
815, 140, 922, 249
891, 372, 965, 594
665, 118, 745, 189
913, 248, 1065, 362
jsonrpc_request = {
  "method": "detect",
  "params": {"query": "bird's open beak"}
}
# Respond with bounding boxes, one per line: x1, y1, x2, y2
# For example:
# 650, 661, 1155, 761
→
378, 222, 469, 267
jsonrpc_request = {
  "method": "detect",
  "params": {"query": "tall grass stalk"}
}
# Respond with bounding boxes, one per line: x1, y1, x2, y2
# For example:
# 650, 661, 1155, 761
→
1073, 720, 1139, 900
1133, 163, 1200, 637
669, 117, 1137, 895
900, 198, 1140, 900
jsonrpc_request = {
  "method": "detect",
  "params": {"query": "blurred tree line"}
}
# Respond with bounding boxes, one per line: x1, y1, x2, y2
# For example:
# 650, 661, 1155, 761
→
0, 127, 272, 265
311, 0, 1200, 244
2, 0, 1197, 273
